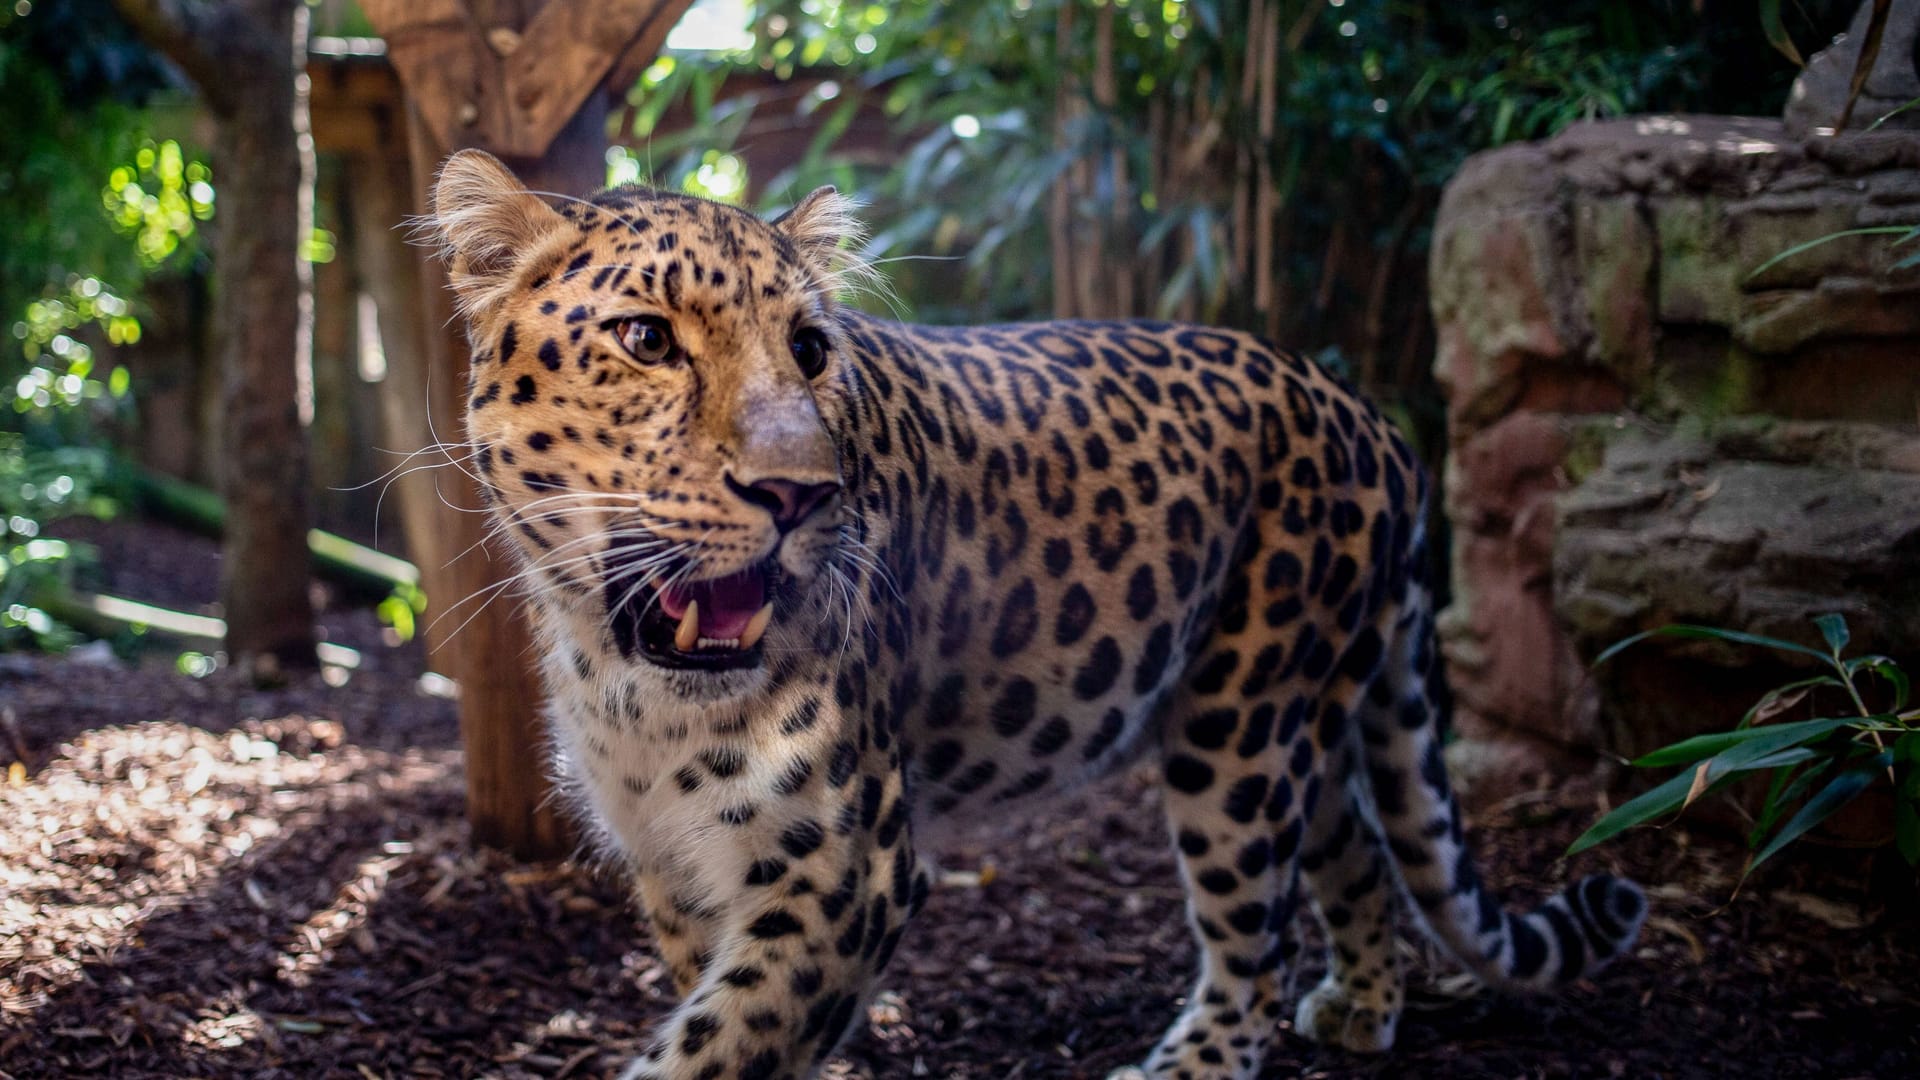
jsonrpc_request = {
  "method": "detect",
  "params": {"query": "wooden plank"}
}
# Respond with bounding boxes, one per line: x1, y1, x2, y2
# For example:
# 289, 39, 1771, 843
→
352, 0, 681, 857
401, 93, 614, 859
514, 0, 695, 151
360, 0, 488, 154
363, 0, 689, 158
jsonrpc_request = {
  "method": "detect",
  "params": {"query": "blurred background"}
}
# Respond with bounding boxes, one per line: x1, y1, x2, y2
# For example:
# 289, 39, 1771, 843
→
0, 1, 1863, 649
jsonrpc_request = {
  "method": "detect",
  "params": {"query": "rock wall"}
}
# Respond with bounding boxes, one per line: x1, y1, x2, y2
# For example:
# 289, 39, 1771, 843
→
1429, 115, 1920, 773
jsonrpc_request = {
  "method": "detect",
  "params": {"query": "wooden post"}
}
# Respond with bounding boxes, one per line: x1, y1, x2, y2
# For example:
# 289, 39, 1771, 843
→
401, 101, 611, 859
358, 0, 691, 858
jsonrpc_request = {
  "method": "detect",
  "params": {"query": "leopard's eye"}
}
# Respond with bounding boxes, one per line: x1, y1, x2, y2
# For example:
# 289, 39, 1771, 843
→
792, 326, 829, 379
613, 316, 676, 365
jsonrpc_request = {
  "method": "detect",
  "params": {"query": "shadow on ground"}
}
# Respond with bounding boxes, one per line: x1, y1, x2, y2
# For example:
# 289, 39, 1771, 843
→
3, 651, 1918, 1080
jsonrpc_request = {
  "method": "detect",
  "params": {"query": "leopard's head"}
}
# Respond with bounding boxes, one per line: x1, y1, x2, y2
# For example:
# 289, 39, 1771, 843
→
427, 150, 868, 700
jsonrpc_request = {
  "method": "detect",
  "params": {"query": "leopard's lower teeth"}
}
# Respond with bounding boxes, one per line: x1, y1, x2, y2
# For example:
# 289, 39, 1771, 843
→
696, 637, 739, 650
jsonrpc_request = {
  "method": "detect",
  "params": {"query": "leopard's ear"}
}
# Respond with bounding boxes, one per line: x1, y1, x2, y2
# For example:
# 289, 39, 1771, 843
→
771, 185, 871, 297
424, 149, 568, 314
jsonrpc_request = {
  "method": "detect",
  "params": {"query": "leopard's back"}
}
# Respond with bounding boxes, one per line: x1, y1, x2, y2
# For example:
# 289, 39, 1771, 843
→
840, 311, 1646, 1065
831, 316, 1408, 815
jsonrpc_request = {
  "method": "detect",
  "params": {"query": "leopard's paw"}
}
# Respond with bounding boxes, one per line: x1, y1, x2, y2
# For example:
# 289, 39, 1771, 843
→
1292, 976, 1397, 1054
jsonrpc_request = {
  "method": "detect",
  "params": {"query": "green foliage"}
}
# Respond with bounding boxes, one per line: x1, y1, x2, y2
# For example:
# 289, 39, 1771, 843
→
0, 434, 113, 651
1571, 615, 1919, 881
628, 1, 1771, 327
0, 0, 179, 318
377, 581, 429, 644
1, 2, 212, 652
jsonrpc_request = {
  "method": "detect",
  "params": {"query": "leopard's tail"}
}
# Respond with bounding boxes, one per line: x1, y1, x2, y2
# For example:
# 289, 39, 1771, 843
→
1359, 515, 1646, 992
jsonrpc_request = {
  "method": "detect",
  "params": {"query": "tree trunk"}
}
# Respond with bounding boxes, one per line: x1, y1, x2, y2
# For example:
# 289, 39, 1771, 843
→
215, 1, 317, 671
112, 0, 318, 673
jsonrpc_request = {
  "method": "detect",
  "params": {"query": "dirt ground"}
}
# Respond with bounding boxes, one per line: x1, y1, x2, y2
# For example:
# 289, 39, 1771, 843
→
3, 519, 1917, 1079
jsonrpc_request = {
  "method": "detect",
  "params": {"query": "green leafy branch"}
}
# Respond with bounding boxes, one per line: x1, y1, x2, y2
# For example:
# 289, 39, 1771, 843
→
1570, 615, 1919, 882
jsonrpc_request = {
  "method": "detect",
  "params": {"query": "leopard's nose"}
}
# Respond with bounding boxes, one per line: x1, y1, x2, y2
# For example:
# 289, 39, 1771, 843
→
726, 474, 841, 533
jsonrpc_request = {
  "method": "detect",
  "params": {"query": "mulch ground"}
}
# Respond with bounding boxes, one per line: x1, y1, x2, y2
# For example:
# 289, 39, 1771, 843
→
3, 518, 1917, 1079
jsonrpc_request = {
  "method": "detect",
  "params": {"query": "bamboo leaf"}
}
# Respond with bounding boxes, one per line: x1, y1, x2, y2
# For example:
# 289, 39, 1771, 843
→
1864, 94, 1920, 132
1750, 760, 1832, 849
1895, 732, 1920, 767
1574, 725, 1870, 857
1746, 226, 1911, 280
1594, 623, 1832, 668
1567, 768, 1702, 855
803, 99, 862, 168
1738, 676, 1843, 728
1837, 0, 1894, 131
1631, 717, 1855, 768
1747, 764, 1882, 875
1680, 760, 1713, 813
1813, 614, 1849, 657
1895, 798, 1920, 865
1846, 655, 1910, 712
1491, 96, 1517, 145
1745, 686, 1808, 727
1760, 0, 1804, 67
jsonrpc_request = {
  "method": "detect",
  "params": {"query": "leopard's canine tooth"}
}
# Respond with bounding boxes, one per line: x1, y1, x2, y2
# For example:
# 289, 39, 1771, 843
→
739, 602, 774, 650
674, 600, 700, 652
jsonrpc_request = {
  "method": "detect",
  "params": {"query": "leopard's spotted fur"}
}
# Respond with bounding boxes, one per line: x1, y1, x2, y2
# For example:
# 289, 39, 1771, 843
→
426, 150, 1646, 1080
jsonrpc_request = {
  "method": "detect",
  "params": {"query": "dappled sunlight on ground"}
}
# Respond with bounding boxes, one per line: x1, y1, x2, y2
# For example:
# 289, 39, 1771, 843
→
2, 650, 1918, 1078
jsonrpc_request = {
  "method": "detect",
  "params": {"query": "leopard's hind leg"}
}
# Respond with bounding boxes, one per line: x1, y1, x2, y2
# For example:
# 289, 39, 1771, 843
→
1123, 686, 1308, 1080
1292, 723, 1405, 1055
1115, 608, 1386, 1077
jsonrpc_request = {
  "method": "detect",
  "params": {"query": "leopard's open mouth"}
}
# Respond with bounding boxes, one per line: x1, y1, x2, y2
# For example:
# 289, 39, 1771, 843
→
606, 555, 781, 671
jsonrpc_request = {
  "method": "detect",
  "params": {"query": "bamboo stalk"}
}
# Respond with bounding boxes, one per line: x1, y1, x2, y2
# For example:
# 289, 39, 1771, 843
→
1314, 214, 1348, 319
1360, 187, 1423, 389
1049, 3, 1078, 318
1254, 0, 1280, 339
1090, 0, 1121, 319
120, 462, 420, 599
1287, 0, 1329, 51
1234, 0, 1264, 290
31, 584, 365, 671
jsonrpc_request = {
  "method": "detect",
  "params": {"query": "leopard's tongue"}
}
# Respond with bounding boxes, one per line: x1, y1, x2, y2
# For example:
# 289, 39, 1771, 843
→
658, 567, 768, 642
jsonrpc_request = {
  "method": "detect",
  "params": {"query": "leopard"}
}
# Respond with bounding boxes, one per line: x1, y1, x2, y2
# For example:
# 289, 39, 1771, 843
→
423, 148, 1647, 1080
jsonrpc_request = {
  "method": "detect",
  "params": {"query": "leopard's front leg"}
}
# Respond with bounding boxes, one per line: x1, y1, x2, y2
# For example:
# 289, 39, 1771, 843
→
620, 755, 926, 1080
633, 874, 723, 998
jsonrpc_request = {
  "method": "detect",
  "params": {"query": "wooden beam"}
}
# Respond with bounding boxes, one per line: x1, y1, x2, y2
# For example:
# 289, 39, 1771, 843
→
361, 0, 693, 158
346, 0, 690, 858
401, 92, 613, 859
307, 46, 405, 158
